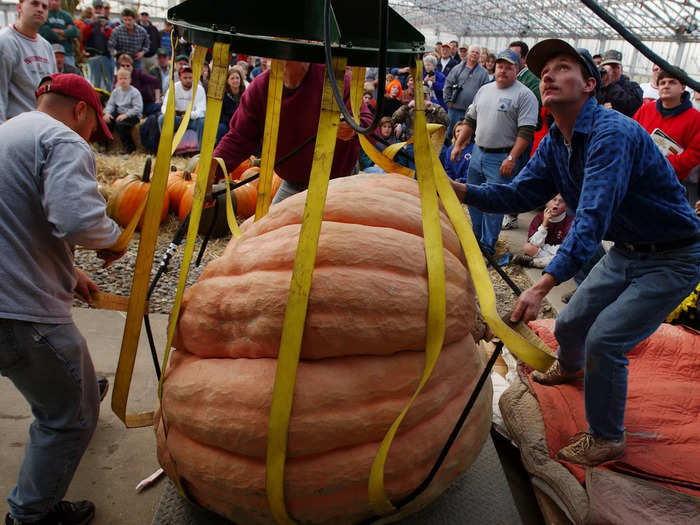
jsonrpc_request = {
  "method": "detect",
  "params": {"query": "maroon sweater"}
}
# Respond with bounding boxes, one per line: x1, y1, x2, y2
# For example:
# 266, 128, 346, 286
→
213, 64, 372, 184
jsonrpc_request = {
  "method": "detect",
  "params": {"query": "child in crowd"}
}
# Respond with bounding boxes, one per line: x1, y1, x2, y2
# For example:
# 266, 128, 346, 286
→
359, 116, 396, 173
441, 121, 473, 183
103, 68, 143, 153
513, 194, 574, 268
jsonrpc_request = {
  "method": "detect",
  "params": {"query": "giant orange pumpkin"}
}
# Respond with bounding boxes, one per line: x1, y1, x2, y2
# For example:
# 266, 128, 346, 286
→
155, 173, 492, 524
107, 158, 168, 228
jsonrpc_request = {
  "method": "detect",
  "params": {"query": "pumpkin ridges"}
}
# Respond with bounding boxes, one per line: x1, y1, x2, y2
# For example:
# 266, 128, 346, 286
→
163, 336, 477, 458
176, 265, 472, 360
157, 376, 491, 524
236, 176, 462, 260
205, 221, 467, 284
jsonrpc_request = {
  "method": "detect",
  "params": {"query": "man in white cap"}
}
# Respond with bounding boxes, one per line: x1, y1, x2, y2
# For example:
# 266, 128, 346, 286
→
450, 40, 700, 467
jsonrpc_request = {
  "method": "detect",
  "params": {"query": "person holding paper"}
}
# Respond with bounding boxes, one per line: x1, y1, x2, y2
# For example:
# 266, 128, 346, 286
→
633, 69, 700, 204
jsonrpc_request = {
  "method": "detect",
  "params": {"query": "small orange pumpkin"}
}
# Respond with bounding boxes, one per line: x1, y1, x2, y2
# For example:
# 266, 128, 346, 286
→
166, 170, 196, 214
107, 157, 168, 228
177, 168, 281, 222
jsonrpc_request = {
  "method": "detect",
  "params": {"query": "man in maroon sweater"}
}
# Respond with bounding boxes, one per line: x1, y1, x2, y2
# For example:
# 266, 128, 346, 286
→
633, 69, 700, 203
213, 61, 373, 203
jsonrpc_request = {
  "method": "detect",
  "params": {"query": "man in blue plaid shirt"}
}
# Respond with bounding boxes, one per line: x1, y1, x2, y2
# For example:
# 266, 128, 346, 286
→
450, 39, 700, 467
107, 7, 149, 69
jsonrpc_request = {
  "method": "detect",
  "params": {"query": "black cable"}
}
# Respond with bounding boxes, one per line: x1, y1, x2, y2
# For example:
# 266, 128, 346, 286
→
479, 243, 523, 297
323, 0, 388, 135
195, 197, 219, 267
580, 0, 699, 92
359, 341, 504, 524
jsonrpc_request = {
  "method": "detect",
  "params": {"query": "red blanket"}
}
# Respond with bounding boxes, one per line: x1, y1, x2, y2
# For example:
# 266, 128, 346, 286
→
527, 319, 700, 496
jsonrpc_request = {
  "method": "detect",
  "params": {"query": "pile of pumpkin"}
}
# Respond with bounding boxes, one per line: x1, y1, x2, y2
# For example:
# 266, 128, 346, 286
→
106, 156, 282, 236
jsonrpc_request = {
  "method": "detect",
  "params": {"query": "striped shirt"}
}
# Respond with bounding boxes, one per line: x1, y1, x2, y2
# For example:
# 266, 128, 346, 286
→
108, 24, 149, 59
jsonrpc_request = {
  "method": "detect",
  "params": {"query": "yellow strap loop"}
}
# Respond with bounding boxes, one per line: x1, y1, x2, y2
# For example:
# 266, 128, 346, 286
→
265, 57, 347, 525
171, 46, 207, 155
368, 58, 447, 515
432, 145, 556, 370
158, 42, 231, 398
255, 58, 285, 220
215, 156, 242, 238
349, 66, 414, 177
111, 42, 183, 428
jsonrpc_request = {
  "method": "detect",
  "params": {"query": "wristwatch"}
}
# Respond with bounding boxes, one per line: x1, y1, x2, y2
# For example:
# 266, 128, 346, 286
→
507, 154, 514, 162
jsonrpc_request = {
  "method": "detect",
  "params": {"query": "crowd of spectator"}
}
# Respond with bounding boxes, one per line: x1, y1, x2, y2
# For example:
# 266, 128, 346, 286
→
0, 0, 698, 220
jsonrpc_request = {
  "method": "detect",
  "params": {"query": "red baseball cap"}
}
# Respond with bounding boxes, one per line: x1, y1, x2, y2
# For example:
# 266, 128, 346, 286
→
35, 73, 112, 142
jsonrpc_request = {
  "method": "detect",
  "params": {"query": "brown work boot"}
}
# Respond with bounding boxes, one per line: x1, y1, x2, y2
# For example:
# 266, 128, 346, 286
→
556, 432, 626, 467
531, 360, 584, 385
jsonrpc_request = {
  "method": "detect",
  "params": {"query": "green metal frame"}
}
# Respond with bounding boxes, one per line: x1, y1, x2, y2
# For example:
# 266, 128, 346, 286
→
167, 0, 425, 67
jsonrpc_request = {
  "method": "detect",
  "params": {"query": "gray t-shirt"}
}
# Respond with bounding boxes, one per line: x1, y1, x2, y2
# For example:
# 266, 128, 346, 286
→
0, 26, 56, 123
466, 80, 538, 149
105, 85, 143, 118
0, 111, 120, 323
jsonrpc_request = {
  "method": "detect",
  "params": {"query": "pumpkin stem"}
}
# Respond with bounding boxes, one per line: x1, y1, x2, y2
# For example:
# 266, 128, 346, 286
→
142, 156, 153, 183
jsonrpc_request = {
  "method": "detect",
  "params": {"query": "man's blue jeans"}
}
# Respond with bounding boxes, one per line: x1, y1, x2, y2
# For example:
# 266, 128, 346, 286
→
0, 320, 99, 521
446, 107, 465, 144
554, 241, 700, 440
158, 114, 205, 149
87, 55, 113, 91
466, 145, 510, 254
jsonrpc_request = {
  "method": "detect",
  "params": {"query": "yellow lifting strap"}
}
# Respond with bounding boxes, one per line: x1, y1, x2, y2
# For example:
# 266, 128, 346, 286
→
369, 58, 448, 515
265, 57, 347, 525
349, 67, 413, 177
350, 64, 555, 371
255, 58, 285, 221
111, 43, 186, 428
158, 42, 235, 400
171, 47, 207, 155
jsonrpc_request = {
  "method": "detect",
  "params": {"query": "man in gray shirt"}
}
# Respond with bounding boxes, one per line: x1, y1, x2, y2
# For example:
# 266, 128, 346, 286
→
443, 44, 490, 144
0, 0, 56, 123
0, 73, 124, 525
450, 49, 538, 259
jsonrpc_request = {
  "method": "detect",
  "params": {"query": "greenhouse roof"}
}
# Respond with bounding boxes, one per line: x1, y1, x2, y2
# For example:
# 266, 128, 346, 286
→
389, 0, 700, 43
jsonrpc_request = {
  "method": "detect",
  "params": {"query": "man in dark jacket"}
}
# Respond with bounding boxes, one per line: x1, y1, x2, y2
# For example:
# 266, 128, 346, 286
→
437, 43, 459, 77
138, 11, 161, 72
597, 49, 643, 116
85, 14, 112, 90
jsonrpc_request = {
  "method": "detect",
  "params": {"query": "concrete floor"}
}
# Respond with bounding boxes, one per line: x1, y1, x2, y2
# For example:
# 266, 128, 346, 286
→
1, 309, 168, 525
0, 215, 574, 524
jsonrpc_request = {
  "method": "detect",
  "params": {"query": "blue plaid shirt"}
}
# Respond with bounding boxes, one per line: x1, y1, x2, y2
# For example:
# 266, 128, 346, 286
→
464, 97, 700, 283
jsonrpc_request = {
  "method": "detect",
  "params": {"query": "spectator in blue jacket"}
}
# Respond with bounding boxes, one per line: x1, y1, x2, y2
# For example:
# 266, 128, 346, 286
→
423, 55, 446, 110
450, 39, 700, 469
441, 121, 473, 183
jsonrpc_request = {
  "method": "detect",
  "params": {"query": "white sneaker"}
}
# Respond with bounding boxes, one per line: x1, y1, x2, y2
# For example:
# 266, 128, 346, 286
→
502, 215, 518, 230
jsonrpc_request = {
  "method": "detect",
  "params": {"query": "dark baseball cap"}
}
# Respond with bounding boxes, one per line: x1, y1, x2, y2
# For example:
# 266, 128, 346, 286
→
496, 49, 520, 67
527, 38, 601, 89
35, 73, 112, 142
156, 47, 169, 56
174, 54, 190, 63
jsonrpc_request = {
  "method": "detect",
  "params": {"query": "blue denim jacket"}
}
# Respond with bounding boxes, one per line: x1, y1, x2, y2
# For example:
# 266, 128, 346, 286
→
464, 97, 700, 283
